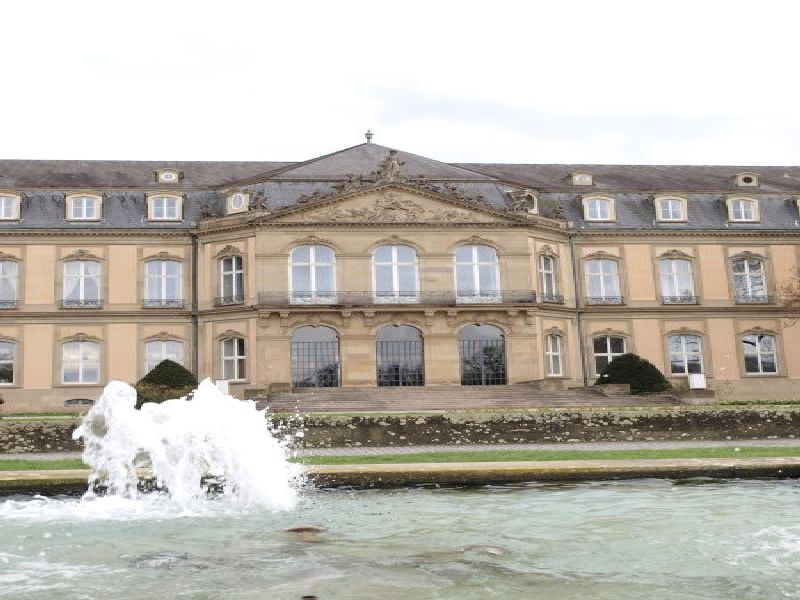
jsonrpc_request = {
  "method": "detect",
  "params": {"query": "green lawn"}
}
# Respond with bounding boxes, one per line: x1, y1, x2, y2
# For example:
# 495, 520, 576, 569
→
296, 446, 800, 465
2, 446, 800, 471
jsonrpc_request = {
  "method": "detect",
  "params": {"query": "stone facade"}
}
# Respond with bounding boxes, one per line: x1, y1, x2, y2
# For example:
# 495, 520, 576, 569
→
0, 143, 798, 411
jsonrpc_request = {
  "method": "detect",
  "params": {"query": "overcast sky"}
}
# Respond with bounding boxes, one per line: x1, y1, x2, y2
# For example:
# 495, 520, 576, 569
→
3, 0, 800, 165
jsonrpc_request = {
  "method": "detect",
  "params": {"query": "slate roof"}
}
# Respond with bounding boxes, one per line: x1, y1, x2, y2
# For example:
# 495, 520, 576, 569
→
1, 144, 799, 231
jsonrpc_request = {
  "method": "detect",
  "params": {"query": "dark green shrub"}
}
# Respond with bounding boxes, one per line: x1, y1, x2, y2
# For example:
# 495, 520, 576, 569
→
135, 360, 198, 408
596, 353, 671, 395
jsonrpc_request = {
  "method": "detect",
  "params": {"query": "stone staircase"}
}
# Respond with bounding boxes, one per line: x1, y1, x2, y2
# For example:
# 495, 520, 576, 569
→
256, 384, 682, 413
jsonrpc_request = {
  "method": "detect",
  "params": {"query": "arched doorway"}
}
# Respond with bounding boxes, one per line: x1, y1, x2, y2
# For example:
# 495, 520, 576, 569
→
459, 324, 507, 385
376, 325, 424, 386
291, 326, 340, 388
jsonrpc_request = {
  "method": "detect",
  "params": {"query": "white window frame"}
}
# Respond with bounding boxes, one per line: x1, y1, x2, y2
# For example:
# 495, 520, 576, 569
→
593, 335, 626, 375
656, 197, 686, 222
63, 260, 101, 305
61, 340, 101, 384
227, 192, 250, 214
728, 197, 759, 222
546, 334, 563, 376
144, 260, 182, 306
742, 333, 778, 375
0, 260, 19, 307
144, 340, 184, 373
659, 258, 695, 300
0, 194, 20, 220
221, 337, 246, 381
584, 259, 621, 301
539, 255, 558, 299
732, 257, 767, 300
148, 195, 182, 221
66, 194, 101, 221
454, 244, 500, 302
668, 334, 704, 375
583, 197, 614, 221
0, 340, 17, 384
372, 245, 419, 303
289, 245, 337, 304
219, 255, 245, 304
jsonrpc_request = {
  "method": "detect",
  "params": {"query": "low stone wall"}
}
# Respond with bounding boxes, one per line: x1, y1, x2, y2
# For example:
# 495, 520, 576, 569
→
2, 407, 800, 453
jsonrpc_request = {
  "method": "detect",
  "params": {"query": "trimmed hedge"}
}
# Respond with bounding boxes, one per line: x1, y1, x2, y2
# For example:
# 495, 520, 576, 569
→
596, 353, 671, 395
135, 360, 198, 409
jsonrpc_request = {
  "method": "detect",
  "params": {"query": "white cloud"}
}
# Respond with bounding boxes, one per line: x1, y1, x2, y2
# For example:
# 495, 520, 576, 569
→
1, 0, 799, 164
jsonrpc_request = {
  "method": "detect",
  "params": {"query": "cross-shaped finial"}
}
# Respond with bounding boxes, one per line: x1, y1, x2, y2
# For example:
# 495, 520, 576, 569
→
365, 129, 374, 143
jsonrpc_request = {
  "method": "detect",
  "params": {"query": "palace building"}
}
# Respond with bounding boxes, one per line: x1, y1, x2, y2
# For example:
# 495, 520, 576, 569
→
0, 142, 798, 411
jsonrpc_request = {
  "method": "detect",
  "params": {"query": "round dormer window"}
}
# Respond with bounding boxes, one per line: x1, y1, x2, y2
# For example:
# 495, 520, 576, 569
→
742, 176, 754, 184
160, 172, 177, 181
231, 193, 245, 210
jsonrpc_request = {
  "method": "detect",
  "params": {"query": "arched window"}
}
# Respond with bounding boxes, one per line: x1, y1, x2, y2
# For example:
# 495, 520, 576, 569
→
455, 245, 499, 302
539, 255, 561, 302
585, 259, 621, 304
63, 260, 101, 308
221, 337, 246, 381
584, 197, 613, 221
144, 260, 182, 308
373, 245, 418, 302
459, 324, 507, 385
0, 260, 19, 308
742, 333, 777, 374
144, 340, 183, 373
545, 334, 563, 377
0, 340, 17, 384
659, 259, 696, 303
732, 257, 767, 303
62, 340, 100, 384
376, 325, 424, 386
593, 335, 625, 375
291, 326, 340, 388
656, 197, 685, 221
668, 334, 703, 375
728, 198, 758, 222
290, 245, 336, 304
219, 255, 244, 305
148, 195, 182, 221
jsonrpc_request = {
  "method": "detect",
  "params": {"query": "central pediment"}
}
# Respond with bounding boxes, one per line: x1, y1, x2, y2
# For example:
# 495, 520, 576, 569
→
268, 185, 520, 225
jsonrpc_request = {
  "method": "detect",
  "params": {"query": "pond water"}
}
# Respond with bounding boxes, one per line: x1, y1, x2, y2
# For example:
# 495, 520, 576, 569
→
1, 479, 798, 599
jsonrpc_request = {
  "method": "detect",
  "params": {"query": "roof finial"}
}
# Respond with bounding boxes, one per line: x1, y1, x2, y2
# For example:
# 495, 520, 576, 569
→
364, 129, 374, 143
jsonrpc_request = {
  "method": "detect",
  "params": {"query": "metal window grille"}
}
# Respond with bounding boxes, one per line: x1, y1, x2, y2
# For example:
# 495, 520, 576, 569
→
376, 340, 424, 386
459, 339, 507, 386
291, 341, 340, 388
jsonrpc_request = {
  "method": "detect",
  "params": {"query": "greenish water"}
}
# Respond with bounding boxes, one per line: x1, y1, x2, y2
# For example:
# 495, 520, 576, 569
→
1, 479, 799, 599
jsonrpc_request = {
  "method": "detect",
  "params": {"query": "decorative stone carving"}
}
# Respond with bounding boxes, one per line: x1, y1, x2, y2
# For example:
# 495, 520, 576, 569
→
60, 332, 101, 343
144, 331, 184, 341
214, 245, 242, 259
374, 150, 406, 184
217, 329, 244, 340
539, 244, 557, 257
306, 194, 480, 224
658, 249, 692, 259
63, 249, 102, 261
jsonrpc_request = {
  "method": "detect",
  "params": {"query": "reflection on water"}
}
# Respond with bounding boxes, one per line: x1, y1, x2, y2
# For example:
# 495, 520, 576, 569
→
1, 479, 799, 599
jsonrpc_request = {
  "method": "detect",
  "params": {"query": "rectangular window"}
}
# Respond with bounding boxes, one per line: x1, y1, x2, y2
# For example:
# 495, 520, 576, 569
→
0, 341, 16, 384
668, 335, 703, 375
63, 260, 101, 307
145, 260, 182, 307
0, 196, 18, 220
62, 341, 100, 384
0, 261, 18, 307
658, 199, 684, 221
546, 335, 563, 376
145, 340, 183, 373
221, 337, 246, 380
150, 197, 181, 220
539, 255, 558, 300
742, 334, 778, 374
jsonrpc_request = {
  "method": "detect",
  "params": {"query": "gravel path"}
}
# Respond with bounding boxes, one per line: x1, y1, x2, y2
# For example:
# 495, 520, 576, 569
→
3, 438, 799, 461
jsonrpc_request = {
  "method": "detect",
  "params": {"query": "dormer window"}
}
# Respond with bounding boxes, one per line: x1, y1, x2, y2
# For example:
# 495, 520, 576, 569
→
655, 196, 686, 222
583, 196, 615, 221
0, 193, 21, 220
227, 191, 250, 215
155, 169, 181, 184
735, 172, 759, 187
727, 197, 759, 222
571, 172, 593, 186
66, 194, 102, 221
147, 194, 183, 221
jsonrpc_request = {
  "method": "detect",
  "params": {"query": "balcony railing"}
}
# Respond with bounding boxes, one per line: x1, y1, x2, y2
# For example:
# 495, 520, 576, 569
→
60, 299, 103, 309
661, 295, 699, 305
585, 296, 624, 305
214, 295, 245, 306
0, 299, 18, 309
257, 290, 537, 307
143, 299, 185, 309
540, 293, 565, 304
735, 294, 774, 305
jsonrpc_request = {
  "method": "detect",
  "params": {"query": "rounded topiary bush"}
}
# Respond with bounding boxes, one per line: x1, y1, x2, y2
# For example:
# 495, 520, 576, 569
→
596, 353, 671, 395
135, 359, 198, 409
